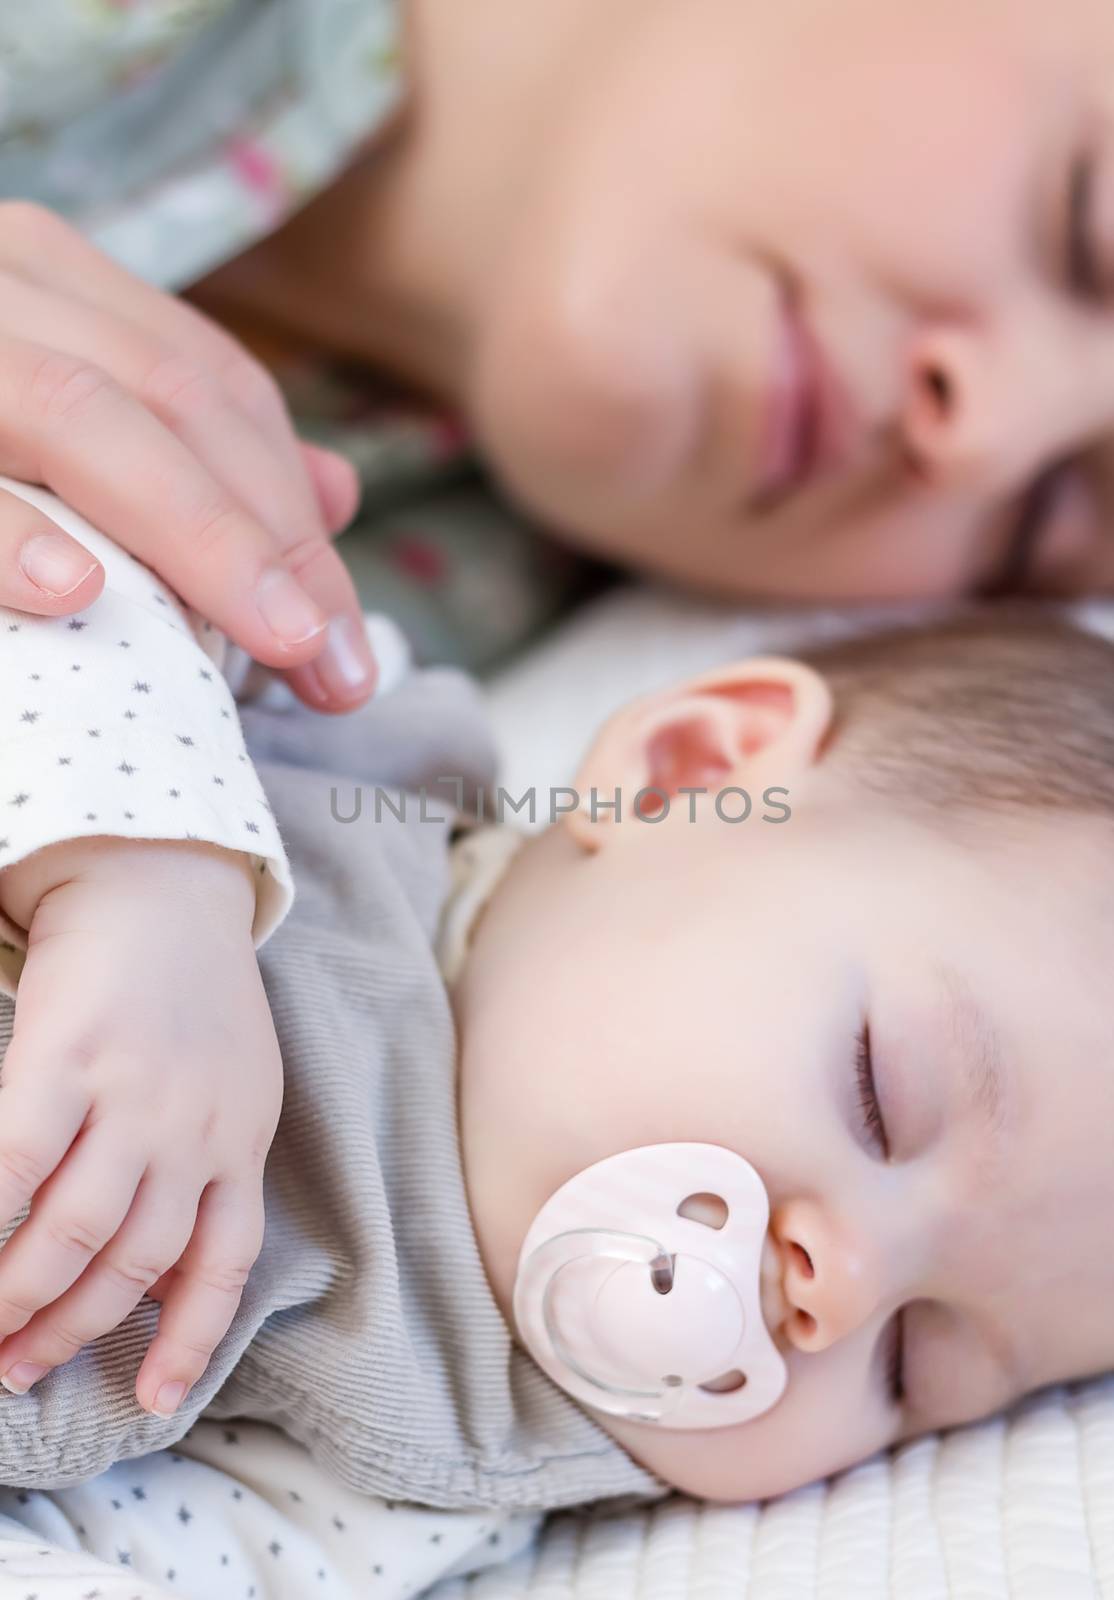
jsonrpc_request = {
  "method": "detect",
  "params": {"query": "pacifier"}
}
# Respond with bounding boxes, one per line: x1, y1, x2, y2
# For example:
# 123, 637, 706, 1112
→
513, 1142, 788, 1430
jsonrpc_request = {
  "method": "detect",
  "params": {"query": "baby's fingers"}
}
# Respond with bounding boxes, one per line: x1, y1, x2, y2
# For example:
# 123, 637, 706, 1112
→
134, 1178, 264, 1418
0, 1124, 144, 1353
0, 1062, 89, 1242
0, 1168, 198, 1396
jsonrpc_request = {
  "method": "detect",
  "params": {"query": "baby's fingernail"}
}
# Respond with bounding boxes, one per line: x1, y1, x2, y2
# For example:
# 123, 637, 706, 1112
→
314, 614, 375, 699
1, 1361, 47, 1395
256, 567, 328, 648
152, 1380, 186, 1418
20, 533, 98, 597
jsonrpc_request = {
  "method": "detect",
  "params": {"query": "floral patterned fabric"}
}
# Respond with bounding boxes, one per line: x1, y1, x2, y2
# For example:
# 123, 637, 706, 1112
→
0, 0, 608, 670
0, 0, 404, 290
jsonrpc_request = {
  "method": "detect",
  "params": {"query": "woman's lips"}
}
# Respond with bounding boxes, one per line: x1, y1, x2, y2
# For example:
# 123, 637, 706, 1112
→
749, 289, 857, 513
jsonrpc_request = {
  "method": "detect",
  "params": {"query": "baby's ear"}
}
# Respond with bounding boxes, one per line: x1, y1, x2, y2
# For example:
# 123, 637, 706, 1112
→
566, 657, 833, 852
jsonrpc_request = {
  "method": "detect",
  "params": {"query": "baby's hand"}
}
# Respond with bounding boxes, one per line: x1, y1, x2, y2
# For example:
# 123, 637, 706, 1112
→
0, 836, 281, 1417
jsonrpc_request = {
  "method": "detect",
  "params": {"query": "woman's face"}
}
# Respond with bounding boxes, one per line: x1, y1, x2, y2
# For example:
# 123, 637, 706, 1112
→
472, 0, 1114, 600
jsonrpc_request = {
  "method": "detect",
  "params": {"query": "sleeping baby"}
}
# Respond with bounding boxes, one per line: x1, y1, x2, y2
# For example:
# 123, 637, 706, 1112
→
0, 480, 1112, 1514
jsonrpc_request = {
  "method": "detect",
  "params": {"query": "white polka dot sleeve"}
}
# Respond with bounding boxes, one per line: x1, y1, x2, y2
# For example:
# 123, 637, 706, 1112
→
0, 479, 294, 996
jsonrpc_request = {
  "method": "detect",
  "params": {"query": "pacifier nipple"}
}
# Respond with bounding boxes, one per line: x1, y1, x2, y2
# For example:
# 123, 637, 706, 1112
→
513, 1143, 788, 1430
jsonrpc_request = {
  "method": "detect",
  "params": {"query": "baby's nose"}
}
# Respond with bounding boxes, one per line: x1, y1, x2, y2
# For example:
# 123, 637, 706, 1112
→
768, 1199, 887, 1354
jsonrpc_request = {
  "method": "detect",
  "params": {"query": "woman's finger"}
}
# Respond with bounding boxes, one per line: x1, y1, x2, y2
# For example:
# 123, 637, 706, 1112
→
0, 1168, 199, 1396
0, 334, 336, 664
10, 287, 374, 692
0, 1120, 143, 1352
134, 1177, 265, 1417
0, 209, 374, 706
0, 204, 303, 456
0, 268, 327, 555
0, 484, 104, 612
300, 441, 362, 536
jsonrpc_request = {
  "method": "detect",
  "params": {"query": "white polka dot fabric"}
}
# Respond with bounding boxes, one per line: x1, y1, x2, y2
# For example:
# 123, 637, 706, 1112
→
0, 1416, 538, 1599
0, 478, 294, 991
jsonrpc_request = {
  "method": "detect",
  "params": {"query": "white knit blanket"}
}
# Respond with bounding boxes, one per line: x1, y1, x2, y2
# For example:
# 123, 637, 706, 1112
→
431, 1378, 1114, 1599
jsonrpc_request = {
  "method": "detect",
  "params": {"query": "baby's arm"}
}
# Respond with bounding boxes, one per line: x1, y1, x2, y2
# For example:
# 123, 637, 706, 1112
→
0, 480, 294, 1419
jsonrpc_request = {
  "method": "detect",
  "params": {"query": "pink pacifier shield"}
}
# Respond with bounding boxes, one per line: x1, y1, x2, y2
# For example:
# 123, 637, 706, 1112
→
513, 1143, 788, 1429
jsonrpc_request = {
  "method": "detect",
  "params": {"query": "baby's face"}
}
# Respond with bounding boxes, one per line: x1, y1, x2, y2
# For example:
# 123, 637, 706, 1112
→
456, 664, 1114, 1501
472, 0, 1114, 602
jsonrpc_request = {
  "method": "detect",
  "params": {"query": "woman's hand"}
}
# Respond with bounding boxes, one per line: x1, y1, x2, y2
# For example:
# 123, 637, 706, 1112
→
0, 202, 375, 713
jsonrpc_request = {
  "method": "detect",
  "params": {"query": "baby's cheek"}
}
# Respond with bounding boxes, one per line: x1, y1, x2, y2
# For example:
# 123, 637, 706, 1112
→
612, 1348, 896, 1502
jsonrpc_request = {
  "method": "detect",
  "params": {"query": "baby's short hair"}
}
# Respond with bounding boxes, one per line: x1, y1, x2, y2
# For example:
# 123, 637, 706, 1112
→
799, 609, 1114, 818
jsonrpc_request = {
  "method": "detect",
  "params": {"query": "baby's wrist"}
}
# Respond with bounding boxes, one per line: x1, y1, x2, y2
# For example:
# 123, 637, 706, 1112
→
0, 836, 257, 934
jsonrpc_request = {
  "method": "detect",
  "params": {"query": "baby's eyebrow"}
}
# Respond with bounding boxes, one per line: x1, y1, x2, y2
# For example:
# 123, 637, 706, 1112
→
931, 964, 1027, 1400
935, 964, 1009, 1139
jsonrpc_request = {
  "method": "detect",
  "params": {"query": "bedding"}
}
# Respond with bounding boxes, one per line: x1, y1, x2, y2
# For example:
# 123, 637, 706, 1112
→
432, 1375, 1114, 1598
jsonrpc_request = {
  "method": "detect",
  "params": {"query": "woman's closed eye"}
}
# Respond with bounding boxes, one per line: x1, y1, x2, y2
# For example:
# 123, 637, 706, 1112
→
1067, 150, 1108, 302
972, 144, 1110, 600
976, 460, 1072, 598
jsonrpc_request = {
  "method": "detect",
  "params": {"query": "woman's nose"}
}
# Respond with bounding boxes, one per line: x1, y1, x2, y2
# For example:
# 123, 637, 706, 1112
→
770, 1199, 890, 1354
900, 312, 1104, 495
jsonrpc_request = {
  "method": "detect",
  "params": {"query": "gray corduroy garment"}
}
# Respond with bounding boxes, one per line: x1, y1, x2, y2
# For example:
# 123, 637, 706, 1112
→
0, 669, 661, 1511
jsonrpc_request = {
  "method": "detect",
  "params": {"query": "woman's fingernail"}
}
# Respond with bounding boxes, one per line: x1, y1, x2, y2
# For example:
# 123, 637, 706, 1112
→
256, 568, 328, 648
152, 1380, 187, 1418
314, 614, 375, 699
286, 661, 330, 709
1, 1361, 48, 1395
19, 534, 98, 597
